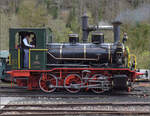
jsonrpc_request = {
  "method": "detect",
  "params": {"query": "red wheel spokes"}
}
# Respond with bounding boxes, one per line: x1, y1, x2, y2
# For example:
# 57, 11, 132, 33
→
39, 74, 57, 93
64, 74, 82, 93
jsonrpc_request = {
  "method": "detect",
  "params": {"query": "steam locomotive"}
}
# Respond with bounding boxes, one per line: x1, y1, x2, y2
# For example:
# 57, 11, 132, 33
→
0, 14, 143, 93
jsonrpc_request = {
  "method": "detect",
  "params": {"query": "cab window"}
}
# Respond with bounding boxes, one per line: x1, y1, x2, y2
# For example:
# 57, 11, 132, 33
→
15, 31, 36, 49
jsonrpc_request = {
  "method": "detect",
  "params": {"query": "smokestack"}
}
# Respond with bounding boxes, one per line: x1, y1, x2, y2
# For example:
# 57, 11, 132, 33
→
82, 13, 89, 43
112, 21, 122, 43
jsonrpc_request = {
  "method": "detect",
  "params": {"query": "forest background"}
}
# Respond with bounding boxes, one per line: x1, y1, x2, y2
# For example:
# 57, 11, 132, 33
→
0, 0, 150, 69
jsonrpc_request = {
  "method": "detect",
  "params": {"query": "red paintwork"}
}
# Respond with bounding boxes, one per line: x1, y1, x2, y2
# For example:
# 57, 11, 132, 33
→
7, 68, 140, 73
7, 68, 144, 90
7, 71, 30, 77
64, 74, 82, 93
39, 73, 57, 92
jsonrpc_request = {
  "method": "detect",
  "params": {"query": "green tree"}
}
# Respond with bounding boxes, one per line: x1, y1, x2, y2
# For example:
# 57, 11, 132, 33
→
123, 23, 150, 68
47, 15, 71, 42
18, 0, 47, 27
66, 8, 80, 33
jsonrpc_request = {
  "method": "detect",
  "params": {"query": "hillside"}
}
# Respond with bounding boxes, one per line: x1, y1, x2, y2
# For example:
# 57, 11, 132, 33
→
0, 0, 150, 68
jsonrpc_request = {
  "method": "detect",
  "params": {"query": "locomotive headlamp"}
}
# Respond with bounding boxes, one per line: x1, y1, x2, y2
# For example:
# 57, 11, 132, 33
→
122, 33, 128, 43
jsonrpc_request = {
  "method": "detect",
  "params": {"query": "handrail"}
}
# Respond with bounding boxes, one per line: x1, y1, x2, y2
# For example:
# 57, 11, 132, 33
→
9, 53, 11, 65
18, 48, 20, 69
125, 46, 130, 68
125, 46, 137, 70
30, 49, 48, 51
130, 54, 137, 70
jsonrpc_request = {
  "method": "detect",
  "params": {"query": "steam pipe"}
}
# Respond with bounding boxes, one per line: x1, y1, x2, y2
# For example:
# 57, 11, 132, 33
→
81, 13, 114, 43
82, 13, 89, 43
112, 21, 122, 43
97, 25, 113, 30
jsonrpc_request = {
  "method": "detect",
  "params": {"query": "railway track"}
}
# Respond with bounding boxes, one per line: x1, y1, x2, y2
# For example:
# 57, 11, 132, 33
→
0, 82, 150, 97
1, 110, 150, 116
0, 88, 149, 98
1, 102, 150, 116
1, 93, 145, 98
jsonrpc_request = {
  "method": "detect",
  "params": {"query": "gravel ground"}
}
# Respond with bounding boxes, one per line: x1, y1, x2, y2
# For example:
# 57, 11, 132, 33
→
1, 82, 150, 104
3, 95, 150, 105
3, 104, 150, 112
1, 82, 150, 116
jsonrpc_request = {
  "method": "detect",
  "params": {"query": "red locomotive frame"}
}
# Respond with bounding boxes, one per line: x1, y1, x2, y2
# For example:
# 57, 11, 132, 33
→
7, 68, 143, 93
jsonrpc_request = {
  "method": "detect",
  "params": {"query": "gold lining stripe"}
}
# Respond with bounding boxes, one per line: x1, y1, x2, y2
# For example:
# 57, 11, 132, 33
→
110, 57, 112, 64
108, 45, 110, 61
18, 48, 20, 69
48, 52, 98, 61
122, 45, 125, 53
117, 46, 123, 48
60, 45, 63, 58
84, 45, 86, 59
125, 46, 130, 68
9, 54, 11, 65
30, 49, 48, 51
116, 52, 122, 54
29, 49, 31, 69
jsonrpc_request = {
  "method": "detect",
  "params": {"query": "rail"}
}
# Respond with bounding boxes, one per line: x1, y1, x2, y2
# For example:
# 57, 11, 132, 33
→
1, 102, 150, 116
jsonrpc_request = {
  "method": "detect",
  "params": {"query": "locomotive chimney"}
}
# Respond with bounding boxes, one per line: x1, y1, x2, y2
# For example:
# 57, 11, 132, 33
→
82, 13, 89, 43
112, 21, 122, 43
